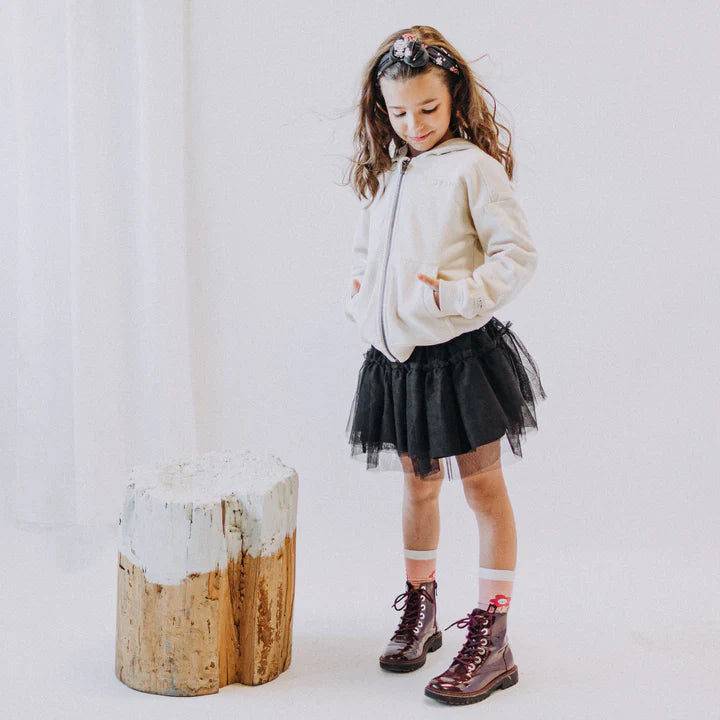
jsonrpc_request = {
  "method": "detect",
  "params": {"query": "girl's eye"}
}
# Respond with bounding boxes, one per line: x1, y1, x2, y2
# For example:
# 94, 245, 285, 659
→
393, 107, 438, 118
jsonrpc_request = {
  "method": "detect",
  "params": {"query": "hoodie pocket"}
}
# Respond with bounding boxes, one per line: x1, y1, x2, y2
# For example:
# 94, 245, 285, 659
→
346, 287, 361, 322
395, 258, 454, 341
421, 267, 447, 317
349, 284, 370, 329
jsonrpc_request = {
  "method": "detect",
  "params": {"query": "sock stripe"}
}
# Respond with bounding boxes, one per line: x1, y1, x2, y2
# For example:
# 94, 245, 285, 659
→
478, 566, 515, 581
404, 548, 437, 560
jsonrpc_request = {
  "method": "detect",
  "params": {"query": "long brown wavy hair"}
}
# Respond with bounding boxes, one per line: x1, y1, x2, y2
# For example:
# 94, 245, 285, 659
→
342, 26, 515, 206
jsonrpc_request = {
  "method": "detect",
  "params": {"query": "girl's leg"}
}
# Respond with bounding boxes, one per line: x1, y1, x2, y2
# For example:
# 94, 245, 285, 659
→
398, 452, 444, 552
379, 453, 444, 672
423, 439, 518, 703
456, 439, 516, 572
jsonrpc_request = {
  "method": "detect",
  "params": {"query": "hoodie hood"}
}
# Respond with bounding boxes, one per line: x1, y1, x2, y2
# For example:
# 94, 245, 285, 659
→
392, 137, 475, 164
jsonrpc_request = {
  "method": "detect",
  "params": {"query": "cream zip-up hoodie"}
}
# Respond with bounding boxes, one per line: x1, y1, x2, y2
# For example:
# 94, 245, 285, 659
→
342, 137, 537, 363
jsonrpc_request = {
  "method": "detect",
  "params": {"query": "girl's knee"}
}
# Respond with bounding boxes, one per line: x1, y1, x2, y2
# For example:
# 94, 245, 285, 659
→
461, 471, 506, 510
457, 441, 507, 512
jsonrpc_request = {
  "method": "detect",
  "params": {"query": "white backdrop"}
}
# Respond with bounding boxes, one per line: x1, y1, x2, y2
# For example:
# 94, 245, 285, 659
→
1, 1, 718, 717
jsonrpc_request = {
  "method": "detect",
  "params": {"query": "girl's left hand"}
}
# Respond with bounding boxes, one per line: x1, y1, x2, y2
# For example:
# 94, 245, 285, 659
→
417, 273, 440, 310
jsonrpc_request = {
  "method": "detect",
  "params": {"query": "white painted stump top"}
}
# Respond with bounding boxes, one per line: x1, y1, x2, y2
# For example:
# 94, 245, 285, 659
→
128, 449, 296, 501
118, 449, 298, 585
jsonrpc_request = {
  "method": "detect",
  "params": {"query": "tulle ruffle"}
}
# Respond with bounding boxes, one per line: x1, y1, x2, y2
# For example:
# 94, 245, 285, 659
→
345, 317, 547, 481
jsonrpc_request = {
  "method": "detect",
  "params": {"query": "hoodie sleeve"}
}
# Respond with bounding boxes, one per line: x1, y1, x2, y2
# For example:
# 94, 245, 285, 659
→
437, 158, 538, 319
343, 204, 370, 323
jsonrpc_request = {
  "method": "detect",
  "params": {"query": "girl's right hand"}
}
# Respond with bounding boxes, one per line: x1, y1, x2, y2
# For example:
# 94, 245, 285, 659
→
352, 279, 361, 296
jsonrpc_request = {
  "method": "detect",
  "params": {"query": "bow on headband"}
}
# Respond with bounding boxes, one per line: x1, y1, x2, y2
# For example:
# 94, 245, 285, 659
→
375, 33, 461, 81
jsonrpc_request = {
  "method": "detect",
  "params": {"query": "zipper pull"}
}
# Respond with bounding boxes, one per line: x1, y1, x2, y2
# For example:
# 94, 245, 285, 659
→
401, 157, 410, 172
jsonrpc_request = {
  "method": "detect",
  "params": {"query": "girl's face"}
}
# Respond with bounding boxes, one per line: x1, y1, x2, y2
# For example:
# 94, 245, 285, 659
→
379, 70, 454, 157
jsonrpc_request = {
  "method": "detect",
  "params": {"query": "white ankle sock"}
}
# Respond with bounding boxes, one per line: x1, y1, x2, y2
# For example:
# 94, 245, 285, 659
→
404, 548, 437, 587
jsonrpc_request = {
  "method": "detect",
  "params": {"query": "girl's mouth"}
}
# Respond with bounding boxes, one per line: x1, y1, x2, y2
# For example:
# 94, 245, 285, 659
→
410, 132, 430, 141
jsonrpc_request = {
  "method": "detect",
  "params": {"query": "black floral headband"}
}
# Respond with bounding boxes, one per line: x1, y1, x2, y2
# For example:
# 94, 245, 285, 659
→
375, 33, 461, 82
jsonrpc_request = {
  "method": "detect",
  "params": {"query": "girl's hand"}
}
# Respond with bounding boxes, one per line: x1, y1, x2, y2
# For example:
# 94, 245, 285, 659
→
417, 273, 441, 310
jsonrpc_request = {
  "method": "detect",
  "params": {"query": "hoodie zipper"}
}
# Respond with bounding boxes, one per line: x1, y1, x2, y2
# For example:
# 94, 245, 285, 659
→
379, 155, 411, 362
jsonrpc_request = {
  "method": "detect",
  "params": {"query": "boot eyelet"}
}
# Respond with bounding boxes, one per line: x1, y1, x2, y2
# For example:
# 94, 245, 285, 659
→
467, 663, 475, 671
419, 612, 425, 619
480, 638, 487, 645
479, 648, 485, 654
483, 619, 489, 625
481, 628, 489, 635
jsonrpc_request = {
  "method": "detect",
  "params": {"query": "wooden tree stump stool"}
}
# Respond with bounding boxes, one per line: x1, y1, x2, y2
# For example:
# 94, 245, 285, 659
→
115, 449, 298, 696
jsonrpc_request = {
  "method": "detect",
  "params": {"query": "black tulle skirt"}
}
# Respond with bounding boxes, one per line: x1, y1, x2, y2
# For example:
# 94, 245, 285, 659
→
345, 317, 547, 481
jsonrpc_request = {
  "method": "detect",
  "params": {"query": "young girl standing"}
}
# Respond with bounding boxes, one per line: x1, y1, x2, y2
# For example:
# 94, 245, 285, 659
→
342, 26, 546, 705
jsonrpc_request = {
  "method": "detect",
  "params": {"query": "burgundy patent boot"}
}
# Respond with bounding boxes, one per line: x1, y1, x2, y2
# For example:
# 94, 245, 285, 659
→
379, 579, 442, 672
424, 603, 518, 704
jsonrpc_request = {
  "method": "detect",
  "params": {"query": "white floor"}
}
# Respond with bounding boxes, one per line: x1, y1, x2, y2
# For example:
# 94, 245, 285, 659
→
2, 463, 718, 720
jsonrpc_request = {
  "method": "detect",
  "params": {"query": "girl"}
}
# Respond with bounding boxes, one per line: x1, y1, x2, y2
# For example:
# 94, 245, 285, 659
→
342, 27, 547, 705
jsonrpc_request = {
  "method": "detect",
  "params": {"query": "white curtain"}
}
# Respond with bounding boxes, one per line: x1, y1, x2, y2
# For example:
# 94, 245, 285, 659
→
4, 1, 198, 526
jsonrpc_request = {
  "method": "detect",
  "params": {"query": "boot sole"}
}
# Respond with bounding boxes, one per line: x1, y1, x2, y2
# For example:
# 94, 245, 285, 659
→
424, 665, 519, 704
379, 631, 443, 672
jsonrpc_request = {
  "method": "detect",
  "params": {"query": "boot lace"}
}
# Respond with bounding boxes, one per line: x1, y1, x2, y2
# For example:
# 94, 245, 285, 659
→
443, 606, 493, 673
390, 583, 434, 642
